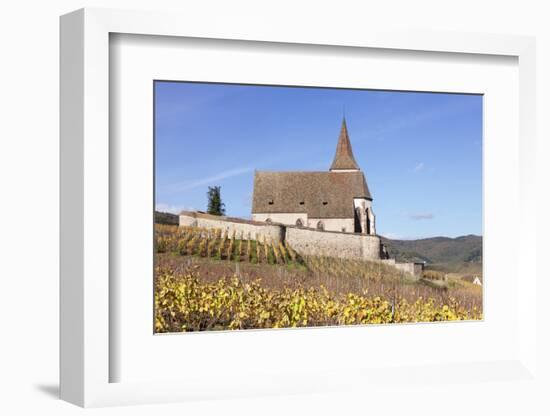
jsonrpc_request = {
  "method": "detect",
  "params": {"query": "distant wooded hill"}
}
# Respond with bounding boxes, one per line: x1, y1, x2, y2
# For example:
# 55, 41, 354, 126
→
155, 211, 179, 225
381, 234, 482, 274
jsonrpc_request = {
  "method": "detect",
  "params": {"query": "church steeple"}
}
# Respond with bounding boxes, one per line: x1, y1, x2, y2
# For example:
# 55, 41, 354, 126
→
329, 118, 360, 171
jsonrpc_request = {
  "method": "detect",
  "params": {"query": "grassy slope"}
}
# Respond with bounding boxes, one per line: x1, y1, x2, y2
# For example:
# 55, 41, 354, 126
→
156, 253, 482, 311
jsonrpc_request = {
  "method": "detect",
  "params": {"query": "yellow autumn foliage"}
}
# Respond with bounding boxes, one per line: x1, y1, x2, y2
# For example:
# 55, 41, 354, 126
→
155, 270, 482, 333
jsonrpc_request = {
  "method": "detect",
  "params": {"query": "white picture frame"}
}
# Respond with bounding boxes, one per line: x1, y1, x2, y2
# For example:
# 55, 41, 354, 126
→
60, 7, 539, 408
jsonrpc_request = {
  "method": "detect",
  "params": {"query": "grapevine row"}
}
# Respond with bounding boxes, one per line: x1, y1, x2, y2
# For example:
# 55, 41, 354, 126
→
155, 224, 302, 265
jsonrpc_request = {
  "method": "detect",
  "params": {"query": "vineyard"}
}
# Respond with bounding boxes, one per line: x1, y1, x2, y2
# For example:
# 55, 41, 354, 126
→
155, 224, 302, 265
154, 224, 483, 332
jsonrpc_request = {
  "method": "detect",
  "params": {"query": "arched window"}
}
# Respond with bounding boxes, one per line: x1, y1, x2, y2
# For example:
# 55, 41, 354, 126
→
316, 221, 324, 231
296, 218, 303, 227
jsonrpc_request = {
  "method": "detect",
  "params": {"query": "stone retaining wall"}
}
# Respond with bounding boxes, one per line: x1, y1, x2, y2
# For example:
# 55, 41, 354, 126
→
178, 211, 422, 276
285, 226, 380, 260
381, 259, 424, 278
179, 211, 285, 243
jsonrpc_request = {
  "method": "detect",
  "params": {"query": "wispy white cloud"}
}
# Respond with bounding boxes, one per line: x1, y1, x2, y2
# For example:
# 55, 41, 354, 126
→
156, 89, 229, 120
155, 203, 197, 214
413, 162, 425, 172
382, 232, 436, 240
163, 166, 254, 193
409, 213, 434, 220
382, 232, 407, 240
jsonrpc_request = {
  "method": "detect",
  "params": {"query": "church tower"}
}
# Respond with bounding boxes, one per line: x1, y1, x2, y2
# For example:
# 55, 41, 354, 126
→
329, 118, 361, 172
251, 117, 377, 236
330, 118, 376, 235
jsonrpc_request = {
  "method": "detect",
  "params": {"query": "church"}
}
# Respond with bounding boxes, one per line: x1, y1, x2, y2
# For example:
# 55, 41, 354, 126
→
251, 119, 377, 235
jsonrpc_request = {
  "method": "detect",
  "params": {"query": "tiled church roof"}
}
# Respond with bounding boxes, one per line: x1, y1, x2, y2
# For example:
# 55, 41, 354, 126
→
251, 118, 372, 219
251, 171, 371, 218
329, 118, 360, 171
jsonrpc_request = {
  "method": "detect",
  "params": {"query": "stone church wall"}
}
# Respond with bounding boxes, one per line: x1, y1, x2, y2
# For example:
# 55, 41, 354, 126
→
252, 213, 355, 233
252, 212, 307, 228
307, 218, 355, 233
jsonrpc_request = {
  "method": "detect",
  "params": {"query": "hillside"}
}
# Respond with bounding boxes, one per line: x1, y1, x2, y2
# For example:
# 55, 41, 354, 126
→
155, 224, 483, 332
154, 217, 481, 274
155, 210, 179, 225
380, 234, 482, 274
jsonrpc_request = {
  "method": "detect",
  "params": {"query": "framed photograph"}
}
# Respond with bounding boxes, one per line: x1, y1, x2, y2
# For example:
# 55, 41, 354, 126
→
153, 81, 483, 335
60, 8, 538, 408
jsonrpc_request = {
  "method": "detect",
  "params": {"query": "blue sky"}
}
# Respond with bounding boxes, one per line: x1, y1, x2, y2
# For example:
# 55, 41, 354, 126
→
155, 81, 482, 239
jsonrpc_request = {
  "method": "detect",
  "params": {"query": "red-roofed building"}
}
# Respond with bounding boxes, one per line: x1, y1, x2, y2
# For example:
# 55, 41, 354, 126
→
252, 119, 377, 235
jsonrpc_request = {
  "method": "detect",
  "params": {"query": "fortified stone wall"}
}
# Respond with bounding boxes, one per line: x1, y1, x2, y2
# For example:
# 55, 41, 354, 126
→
178, 211, 421, 276
179, 211, 285, 244
284, 226, 380, 260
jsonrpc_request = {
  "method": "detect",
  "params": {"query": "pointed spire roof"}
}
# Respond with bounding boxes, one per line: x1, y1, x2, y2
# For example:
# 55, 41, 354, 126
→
330, 118, 360, 171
